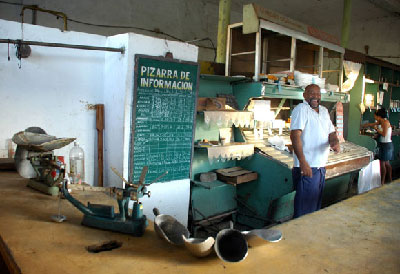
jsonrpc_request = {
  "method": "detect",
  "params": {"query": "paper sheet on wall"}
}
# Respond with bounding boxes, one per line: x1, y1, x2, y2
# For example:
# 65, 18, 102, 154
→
253, 100, 271, 121
342, 61, 361, 93
358, 160, 381, 194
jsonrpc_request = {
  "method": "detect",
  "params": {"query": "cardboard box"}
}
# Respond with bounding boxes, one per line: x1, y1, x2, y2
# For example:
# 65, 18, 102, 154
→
216, 166, 258, 185
197, 97, 226, 111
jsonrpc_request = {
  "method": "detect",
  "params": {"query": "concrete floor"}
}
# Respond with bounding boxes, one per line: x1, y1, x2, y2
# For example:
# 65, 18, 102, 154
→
0, 172, 399, 274
270, 179, 400, 274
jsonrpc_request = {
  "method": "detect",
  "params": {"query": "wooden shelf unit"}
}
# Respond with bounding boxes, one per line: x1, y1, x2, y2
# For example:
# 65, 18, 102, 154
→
225, 13, 344, 91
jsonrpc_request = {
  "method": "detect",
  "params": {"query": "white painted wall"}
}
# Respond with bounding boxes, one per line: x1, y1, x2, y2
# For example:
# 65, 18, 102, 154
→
0, 18, 198, 226
104, 32, 198, 226
103, 33, 130, 187
0, 19, 106, 186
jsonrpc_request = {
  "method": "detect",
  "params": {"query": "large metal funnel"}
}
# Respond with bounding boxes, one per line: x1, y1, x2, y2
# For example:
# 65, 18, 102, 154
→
214, 228, 248, 263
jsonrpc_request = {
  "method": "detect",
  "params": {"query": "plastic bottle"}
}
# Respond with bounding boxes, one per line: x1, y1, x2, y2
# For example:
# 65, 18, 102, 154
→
69, 142, 85, 184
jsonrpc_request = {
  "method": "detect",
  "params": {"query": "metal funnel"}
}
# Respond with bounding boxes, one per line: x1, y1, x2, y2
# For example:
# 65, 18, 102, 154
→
214, 229, 248, 263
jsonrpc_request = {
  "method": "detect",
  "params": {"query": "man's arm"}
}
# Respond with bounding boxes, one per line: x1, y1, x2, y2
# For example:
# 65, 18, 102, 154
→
290, 129, 312, 177
329, 131, 340, 153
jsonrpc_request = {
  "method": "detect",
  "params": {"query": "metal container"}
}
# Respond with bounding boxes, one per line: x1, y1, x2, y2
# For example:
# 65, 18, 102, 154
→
242, 228, 282, 247
153, 208, 190, 246
182, 235, 215, 257
214, 228, 248, 263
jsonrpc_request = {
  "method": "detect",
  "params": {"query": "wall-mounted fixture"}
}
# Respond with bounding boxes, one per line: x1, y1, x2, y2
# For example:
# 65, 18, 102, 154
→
16, 43, 31, 59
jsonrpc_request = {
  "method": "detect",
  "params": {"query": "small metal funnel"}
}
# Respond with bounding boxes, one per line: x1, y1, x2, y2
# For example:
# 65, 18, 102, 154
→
51, 214, 66, 223
214, 229, 248, 263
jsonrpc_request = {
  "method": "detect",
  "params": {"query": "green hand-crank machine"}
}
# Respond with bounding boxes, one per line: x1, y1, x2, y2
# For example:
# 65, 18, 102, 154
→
60, 166, 167, 236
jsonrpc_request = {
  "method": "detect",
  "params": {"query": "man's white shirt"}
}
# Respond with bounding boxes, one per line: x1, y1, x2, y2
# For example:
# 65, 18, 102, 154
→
290, 101, 335, 168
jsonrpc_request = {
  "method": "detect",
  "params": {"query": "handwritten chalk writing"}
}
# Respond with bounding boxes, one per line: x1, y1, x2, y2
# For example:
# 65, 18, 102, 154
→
131, 57, 198, 183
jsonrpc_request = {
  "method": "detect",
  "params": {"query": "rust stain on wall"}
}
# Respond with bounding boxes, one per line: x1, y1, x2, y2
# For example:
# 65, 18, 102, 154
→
79, 100, 96, 110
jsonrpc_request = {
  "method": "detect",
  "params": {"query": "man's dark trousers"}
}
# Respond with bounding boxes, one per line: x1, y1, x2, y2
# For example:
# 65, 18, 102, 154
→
292, 167, 326, 218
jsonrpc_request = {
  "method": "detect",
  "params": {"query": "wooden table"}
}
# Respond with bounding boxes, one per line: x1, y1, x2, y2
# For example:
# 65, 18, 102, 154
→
1, 172, 399, 274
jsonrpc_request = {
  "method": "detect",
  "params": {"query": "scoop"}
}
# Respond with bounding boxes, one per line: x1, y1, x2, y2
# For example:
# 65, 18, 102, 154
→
153, 208, 190, 246
242, 228, 282, 247
182, 235, 215, 257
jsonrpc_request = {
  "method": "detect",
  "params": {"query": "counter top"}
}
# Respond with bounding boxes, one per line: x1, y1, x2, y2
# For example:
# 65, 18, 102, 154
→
242, 128, 372, 179
0, 172, 399, 273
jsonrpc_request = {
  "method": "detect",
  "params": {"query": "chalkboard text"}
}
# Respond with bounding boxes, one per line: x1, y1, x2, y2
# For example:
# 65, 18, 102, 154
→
140, 66, 193, 91
140, 78, 193, 90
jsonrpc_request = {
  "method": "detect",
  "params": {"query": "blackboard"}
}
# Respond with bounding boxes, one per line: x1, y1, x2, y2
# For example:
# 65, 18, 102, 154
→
129, 54, 199, 184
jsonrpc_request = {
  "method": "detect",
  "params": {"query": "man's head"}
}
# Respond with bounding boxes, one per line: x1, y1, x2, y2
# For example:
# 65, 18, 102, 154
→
303, 84, 321, 109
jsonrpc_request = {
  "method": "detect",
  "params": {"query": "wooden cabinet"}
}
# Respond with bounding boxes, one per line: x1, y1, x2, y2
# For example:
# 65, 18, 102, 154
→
225, 4, 344, 91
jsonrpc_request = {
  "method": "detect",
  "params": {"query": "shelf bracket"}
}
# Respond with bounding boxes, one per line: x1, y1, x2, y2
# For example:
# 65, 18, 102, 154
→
274, 98, 287, 119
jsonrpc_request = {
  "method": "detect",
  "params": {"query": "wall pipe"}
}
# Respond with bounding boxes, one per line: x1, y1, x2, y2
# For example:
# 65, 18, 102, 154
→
0, 39, 125, 54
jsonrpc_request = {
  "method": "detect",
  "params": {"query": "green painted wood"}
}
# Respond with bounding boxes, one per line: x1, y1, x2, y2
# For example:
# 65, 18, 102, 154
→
200, 74, 246, 83
394, 71, 400, 85
195, 75, 240, 142
341, 0, 352, 48
194, 114, 221, 142
191, 180, 236, 221
191, 76, 246, 224
199, 78, 234, 97
347, 65, 377, 151
362, 109, 375, 123
233, 82, 349, 110
233, 82, 263, 109
365, 62, 380, 81
193, 75, 360, 230
191, 148, 237, 222
269, 191, 296, 222
130, 55, 199, 183
322, 174, 351, 207
365, 82, 379, 108
389, 86, 400, 168
392, 86, 400, 100
216, 0, 231, 63
191, 148, 236, 180
382, 87, 391, 109
381, 67, 393, 83
236, 153, 293, 228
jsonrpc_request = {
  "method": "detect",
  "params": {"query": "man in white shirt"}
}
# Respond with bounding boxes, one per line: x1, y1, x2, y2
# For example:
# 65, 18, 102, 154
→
290, 84, 340, 218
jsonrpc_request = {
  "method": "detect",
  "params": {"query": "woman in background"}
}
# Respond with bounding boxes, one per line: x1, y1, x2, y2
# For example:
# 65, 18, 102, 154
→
362, 108, 393, 184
